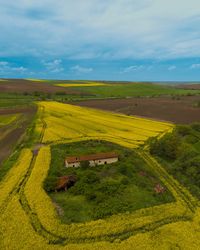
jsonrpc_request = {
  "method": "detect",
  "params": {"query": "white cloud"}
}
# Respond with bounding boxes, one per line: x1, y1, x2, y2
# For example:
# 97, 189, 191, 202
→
70, 65, 93, 74
0, 0, 200, 59
168, 65, 176, 71
121, 65, 144, 73
0, 61, 27, 74
190, 63, 200, 69
0, 61, 9, 66
42, 59, 64, 73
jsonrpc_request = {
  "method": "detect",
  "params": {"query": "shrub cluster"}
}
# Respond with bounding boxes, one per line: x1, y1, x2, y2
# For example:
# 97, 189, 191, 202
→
149, 123, 200, 197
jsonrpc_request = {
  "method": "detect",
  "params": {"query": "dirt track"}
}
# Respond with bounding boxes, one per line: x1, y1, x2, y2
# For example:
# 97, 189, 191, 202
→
73, 96, 200, 124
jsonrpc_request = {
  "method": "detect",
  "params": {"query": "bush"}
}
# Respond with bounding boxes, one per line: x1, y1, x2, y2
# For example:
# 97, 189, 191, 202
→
80, 160, 90, 169
82, 171, 100, 184
177, 143, 198, 160
191, 123, 200, 132
149, 132, 180, 160
43, 176, 57, 192
176, 125, 192, 136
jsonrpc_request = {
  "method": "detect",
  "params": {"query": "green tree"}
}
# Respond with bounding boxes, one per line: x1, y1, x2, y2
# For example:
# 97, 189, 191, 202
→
150, 132, 180, 160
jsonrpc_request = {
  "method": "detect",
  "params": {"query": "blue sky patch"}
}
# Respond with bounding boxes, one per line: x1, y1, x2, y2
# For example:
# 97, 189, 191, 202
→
0, 0, 200, 80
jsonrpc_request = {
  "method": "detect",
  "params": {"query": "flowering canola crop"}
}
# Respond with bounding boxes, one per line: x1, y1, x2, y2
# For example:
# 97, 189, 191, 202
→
39, 101, 173, 147
56, 83, 106, 87
0, 101, 200, 249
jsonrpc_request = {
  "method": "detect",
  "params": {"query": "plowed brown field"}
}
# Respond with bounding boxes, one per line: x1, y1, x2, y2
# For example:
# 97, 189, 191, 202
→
0, 79, 82, 94
73, 96, 200, 124
0, 106, 37, 165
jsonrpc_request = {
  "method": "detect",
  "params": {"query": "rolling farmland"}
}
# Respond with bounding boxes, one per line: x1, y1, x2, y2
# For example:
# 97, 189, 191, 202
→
1, 0, 200, 248
56, 81, 200, 98
0, 101, 200, 249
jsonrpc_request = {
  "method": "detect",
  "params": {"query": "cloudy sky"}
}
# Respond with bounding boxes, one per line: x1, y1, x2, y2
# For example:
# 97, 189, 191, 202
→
0, 0, 200, 81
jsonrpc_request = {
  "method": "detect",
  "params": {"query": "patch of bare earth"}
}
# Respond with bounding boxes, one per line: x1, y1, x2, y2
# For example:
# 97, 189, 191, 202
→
52, 201, 64, 216
0, 106, 37, 166
177, 84, 200, 90
73, 96, 200, 124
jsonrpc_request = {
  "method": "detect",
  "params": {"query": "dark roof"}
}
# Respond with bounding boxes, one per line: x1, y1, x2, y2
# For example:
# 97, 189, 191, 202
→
66, 152, 118, 164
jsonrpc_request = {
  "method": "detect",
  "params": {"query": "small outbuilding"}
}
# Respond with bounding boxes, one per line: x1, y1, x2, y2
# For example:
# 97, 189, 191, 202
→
65, 152, 119, 168
55, 175, 77, 192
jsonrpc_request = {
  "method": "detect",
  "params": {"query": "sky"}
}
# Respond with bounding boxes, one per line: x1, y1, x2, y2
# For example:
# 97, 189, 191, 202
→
0, 0, 200, 81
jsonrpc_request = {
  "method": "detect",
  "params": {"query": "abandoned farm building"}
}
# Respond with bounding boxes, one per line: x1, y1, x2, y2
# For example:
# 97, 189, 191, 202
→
65, 152, 119, 168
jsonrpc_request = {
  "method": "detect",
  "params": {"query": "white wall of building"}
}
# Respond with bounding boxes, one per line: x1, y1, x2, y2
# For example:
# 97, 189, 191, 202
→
65, 157, 118, 168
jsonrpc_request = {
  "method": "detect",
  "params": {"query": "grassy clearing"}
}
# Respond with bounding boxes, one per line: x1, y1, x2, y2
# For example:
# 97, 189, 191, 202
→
46, 140, 174, 223
63, 82, 200, 98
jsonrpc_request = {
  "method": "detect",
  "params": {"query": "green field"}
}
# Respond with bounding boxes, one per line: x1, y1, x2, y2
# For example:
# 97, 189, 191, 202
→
58, 82, 200, 98
1, 81, 200, 107
0, 93, 35, 108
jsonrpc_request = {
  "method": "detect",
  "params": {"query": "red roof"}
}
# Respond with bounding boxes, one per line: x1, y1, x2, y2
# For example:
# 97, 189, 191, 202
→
66, 152, 118, 164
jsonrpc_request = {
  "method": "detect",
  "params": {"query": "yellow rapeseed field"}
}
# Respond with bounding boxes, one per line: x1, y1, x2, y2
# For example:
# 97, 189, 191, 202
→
38, 101, 173, 146
0, 101, 200, 249
26, 78, 48, 82
56, 83, 107, 87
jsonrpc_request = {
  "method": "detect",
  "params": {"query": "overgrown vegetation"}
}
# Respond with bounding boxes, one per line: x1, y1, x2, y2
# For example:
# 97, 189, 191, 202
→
149, 123, 200, 198
45, 140, 174, 223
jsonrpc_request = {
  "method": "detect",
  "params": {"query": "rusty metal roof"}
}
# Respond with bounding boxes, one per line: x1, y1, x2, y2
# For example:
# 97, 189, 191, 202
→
66, 152, 118, 164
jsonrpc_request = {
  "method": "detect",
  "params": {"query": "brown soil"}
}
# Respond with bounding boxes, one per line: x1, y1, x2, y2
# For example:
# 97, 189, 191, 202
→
0, 106, 37, 166
0, 106, 36, 115
177, 84, 200, 90
73, 96, 200, 124
0, 79, 82, 94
